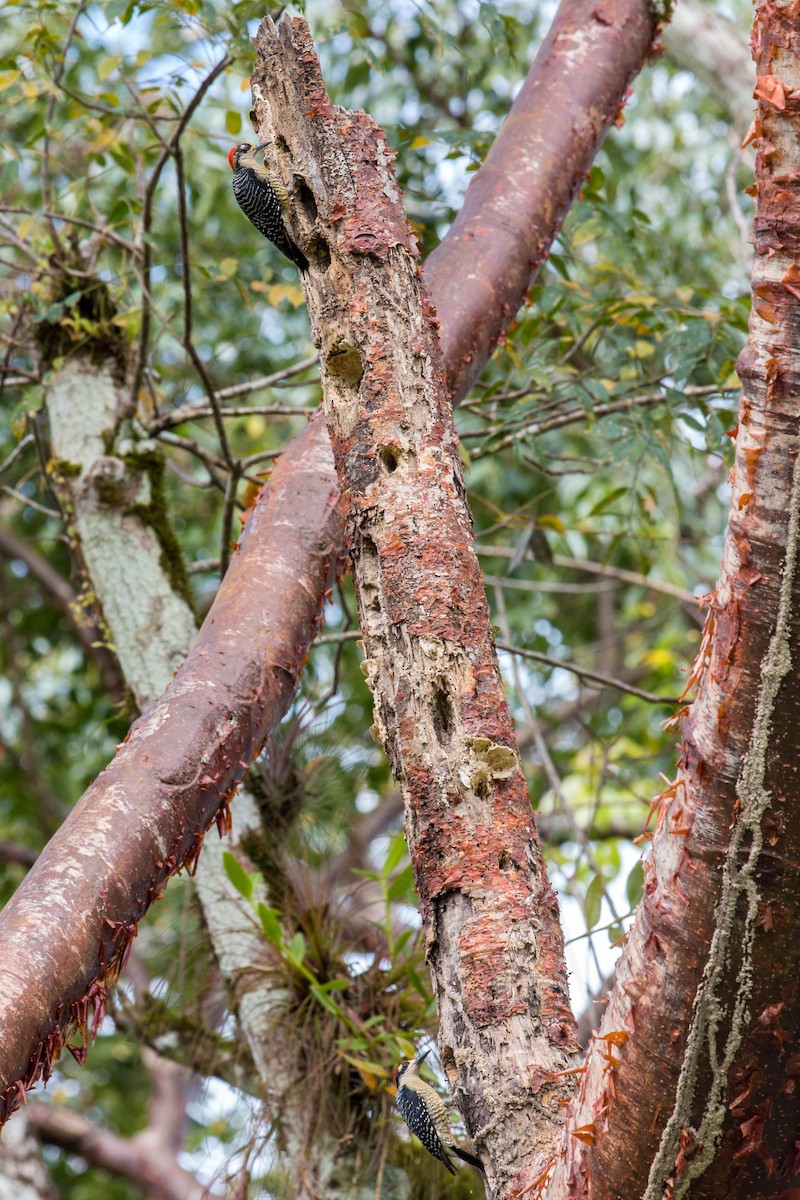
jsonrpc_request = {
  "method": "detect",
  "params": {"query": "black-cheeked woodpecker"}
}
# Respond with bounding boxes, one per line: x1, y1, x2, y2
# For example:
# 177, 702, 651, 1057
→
228, 141, 309, 273
394, 1050, 485, 1176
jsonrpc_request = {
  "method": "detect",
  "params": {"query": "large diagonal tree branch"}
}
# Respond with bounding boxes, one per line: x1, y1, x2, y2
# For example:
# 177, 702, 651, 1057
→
0, 0, 661, 1125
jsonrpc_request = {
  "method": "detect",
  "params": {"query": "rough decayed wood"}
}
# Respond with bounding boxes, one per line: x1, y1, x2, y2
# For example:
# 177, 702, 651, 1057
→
549, 5, 800, 1197
251, 19, 580, 1197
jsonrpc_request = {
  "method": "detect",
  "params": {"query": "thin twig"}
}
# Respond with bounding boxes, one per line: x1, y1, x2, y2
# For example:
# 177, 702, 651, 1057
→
0, 305, 30, 405
1, 485, 61, 520
476, 544, 700, 606
157, 431, 229, 491
466, 384, 734, 455
42, 1, 87, 258
495, 639, 683, 705
0, 206, 137, 254
0, 435, 34, 477
131, 54, 233, 407
493, 582, 625, 929
148, 352, 319, 432
218, 465, 242, 578
173, 142, 236, 472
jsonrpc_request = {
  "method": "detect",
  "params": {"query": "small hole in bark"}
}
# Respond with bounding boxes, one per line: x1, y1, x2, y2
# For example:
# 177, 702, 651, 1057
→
498, 850, 517, 872
359, 536, 381, 612
295, 179, 318, 221
475, 776, 489, 799
307, 236, 331, 271
380, 445, 401, 474
431, 681, 453, 744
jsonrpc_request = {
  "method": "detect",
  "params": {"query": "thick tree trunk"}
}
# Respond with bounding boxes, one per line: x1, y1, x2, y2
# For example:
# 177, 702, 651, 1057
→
549, 6, 800, 1198
250, 20, 582, 1198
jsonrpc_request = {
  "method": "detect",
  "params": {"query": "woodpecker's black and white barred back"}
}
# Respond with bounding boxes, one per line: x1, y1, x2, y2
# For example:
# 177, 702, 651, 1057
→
228, 142, 309, 273
394, 1050, 485, 1175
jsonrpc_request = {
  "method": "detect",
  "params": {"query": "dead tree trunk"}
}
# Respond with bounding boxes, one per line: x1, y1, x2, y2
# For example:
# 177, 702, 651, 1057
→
251, 17, 582, 1198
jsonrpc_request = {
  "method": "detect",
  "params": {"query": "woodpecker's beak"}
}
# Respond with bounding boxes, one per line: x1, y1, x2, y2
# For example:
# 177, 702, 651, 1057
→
414, 1049, 431, 1066
254, 140, 271, 153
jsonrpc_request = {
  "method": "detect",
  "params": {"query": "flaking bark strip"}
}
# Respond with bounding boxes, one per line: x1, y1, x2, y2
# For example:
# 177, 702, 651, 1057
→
552, 6, 800, 1198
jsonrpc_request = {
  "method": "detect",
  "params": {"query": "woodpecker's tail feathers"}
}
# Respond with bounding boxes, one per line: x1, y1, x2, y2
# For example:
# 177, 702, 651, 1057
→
453, 1146, 485, 1174
282, 236, 309, 274
440, 1150, 458, 1175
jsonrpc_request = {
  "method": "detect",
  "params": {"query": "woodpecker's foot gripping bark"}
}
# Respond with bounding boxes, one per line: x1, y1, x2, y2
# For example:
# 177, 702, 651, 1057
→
394, 1050, 485, 1176
228, 141, 309, 273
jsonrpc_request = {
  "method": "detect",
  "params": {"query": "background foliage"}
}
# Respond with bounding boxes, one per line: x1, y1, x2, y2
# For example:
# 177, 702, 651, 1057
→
0, 0, 753, 1194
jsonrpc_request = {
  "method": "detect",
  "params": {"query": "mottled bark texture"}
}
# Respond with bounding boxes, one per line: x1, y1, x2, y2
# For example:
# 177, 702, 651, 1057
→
549, 5, 800, 1198
46, 357, 198, 709
251, 18, 582, 1197
0, 0, 662, 1143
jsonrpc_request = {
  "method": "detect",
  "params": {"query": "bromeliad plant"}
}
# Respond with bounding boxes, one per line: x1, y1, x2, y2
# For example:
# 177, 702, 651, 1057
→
223, 828, 433, 1092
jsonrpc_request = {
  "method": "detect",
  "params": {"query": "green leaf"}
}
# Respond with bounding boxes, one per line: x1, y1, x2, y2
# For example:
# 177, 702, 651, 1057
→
382, 830, 407, 877
98, 55, 122, 82
287, 932, 306, 964
387, 863, 414, 903
394, 929, 413, 955
626, 861, 644, 910
256, 903, 283, 946
584, 873, 604, 931
225, 110, 242, 136
318, 978, 350, 992
310, 984, 342, 1016
223, 851, 253, 900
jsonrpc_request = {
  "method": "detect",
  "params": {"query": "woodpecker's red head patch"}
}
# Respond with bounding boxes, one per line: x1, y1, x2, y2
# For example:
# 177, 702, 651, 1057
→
227, 145, 240, 171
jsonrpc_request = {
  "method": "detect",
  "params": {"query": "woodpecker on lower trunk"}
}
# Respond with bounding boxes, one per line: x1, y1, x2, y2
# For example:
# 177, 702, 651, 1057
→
394, 1050, 485, 1175
228, 141, 309, 273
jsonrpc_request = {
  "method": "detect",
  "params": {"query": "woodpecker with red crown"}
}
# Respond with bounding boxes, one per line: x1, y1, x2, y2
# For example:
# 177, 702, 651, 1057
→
227, 141, 308, 273
394, 1049, 485, 1175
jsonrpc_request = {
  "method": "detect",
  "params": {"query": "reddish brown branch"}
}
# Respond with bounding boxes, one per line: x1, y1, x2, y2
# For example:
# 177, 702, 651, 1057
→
549, 8, 800, 1198
425, 0, 660, 404
0, 417, 342, 1118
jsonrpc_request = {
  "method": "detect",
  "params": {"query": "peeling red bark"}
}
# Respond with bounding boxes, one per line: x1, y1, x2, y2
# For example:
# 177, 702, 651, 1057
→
0, 418, 342, 1119
548, 5, 800, 1198
251, 19, 580, 1194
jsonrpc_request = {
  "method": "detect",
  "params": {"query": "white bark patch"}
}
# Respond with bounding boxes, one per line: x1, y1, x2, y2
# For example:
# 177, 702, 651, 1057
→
46, 359, 197, 708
